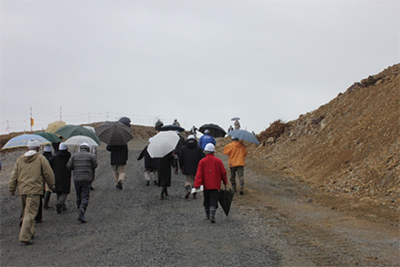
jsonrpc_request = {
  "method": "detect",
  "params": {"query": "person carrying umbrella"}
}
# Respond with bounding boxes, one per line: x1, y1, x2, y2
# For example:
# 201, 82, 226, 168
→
137, 138, 158, 186
179, 135, 205, 199
9, 140, 55, 245
157, 152, 178, 200
67, 142, 97, 223
194, 143, 227, 223
105, 117, 130, 190
198, 129, 216, 150
50, 143, 72, 214
223, 137, 247, 195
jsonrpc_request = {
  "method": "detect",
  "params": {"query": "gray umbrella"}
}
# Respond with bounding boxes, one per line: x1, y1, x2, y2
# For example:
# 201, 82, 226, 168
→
95, 121, 134, 145
227, 129, 259, 144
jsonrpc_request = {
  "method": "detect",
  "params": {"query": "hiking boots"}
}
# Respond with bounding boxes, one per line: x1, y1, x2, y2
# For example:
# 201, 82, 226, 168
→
77, 208, 87, 223
210, 206, 217, 223
116, 181, 123, 190
56, 203, 62, 214
205, 208, 210, 220
184, 185, 191, 199
43, 191, 51, 209
21, 240, 34, 246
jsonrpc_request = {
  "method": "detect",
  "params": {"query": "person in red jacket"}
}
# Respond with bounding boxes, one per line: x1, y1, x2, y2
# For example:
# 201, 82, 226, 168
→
194, 143, 227, 223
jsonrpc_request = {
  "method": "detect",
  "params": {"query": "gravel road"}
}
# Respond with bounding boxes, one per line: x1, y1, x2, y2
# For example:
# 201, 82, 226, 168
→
0, 138, 398, 266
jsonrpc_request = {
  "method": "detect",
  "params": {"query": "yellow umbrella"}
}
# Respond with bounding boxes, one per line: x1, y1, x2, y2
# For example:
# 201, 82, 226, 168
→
45, 121, 66, 133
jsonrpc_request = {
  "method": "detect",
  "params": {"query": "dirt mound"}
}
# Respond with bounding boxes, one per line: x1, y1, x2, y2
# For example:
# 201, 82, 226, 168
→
252, 63, 399, 209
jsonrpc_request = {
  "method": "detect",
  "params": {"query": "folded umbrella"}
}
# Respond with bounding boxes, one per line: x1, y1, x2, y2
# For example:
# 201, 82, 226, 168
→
218, 187, 235, 216
95, 121, 134, 145
227, 129, 259, 145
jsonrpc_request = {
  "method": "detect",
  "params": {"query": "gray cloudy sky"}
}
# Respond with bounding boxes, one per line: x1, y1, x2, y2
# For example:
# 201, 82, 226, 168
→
1, 0, 399, 134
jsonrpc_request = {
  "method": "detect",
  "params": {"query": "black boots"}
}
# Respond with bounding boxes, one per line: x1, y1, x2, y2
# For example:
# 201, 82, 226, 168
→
231, 181, 237, 192
185, 185, 191, 199
43, 191, 51, 209
77, 208, 87, 223
240, 180, 244, 195
205, 208, 210, 220
210, 206, 217, 223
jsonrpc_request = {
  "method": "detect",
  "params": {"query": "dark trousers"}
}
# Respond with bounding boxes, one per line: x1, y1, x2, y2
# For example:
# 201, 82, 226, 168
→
74, 181, 91, 210
203, 189, 219, 209
35, 197, 43, 222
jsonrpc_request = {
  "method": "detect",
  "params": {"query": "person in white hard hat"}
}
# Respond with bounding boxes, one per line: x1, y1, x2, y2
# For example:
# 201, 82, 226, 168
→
194, 143, 227, 223
198, 129, 216, 150
67, 142, 97, 223
9, 139, 55, 245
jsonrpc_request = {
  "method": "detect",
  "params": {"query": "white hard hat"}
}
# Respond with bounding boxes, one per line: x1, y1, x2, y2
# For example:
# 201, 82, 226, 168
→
44, 144, 52, 152
27, 139, 40, 148
204, 143, 215, 152
59, 142, 68, 150
187, 135, 195, 139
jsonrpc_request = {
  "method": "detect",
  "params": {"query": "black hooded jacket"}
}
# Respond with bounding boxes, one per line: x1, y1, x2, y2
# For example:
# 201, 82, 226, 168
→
179, 138, 205, 175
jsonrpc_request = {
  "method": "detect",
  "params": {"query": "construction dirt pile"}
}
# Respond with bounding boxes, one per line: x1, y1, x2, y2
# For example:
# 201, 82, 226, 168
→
249, 63, 399, 210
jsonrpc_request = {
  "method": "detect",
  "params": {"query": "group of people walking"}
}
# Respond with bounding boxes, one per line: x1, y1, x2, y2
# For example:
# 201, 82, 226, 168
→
8, 119, 248, 245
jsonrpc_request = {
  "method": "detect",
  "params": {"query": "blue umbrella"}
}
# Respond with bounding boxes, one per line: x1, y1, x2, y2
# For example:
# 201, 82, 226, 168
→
227, 129, 259, 145
1, 134, 51, 150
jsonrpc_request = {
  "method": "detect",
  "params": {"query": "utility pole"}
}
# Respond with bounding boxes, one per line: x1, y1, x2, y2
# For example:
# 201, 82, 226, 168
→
30, 107, 33, 132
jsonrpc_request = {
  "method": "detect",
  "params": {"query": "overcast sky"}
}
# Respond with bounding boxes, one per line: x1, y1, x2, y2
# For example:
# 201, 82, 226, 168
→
1, 0, 399, 135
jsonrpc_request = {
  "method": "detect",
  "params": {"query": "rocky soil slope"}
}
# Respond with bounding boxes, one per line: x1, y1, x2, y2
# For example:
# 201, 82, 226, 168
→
253, 64, 399, 212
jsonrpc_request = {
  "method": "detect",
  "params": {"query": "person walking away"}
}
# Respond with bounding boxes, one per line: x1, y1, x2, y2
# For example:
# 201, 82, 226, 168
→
173, 119, 180, 126
51, 142, 71, 214
67, 142, 97, 223
234, 119, 241, 130
9, 140, 55, 245
190, 126, 198, 138
106, 144, 128, 190
137, 138, 158, 186
42, 144, 53, 210
198, 129, 216, 150
223, 137, 247, 195
194, 143, 227, 223
157, 152, 178, 200
179, 135, 205, 199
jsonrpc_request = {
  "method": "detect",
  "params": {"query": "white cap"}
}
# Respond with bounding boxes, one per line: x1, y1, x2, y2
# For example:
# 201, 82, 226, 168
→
44, 144, 52, 152
27, 139, 40, 148
204, 143, 215, 152
80, 142, 90, 151
205, 129, 210, 134
59, 142, 68, 150
187, 135, 195, 139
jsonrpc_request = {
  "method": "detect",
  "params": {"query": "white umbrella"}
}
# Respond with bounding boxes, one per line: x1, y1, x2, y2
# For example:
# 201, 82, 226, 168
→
64, 135, 99, 147
147, 131, 179, 158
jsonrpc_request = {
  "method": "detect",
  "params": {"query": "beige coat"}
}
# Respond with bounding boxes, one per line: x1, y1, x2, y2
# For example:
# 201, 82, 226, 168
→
9, 151, 55, 195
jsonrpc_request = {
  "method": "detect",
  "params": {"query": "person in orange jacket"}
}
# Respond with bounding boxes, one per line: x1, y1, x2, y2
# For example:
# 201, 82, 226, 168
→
223, 137, 247, 195
194, 143, 227, 223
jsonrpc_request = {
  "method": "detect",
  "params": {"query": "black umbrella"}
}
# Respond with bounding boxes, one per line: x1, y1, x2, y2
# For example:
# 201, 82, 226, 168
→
160, 125, 185, 132
199, 123, 227, 138
218, 187, 235, 216
95, 121, 134, 145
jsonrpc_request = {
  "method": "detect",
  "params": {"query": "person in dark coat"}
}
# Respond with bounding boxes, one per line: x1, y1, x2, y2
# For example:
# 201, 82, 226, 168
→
179, 135, 205, 199
50, 142, 71, 214
157, 152, 177, 200
67, 142, 97, 223
137, 138, 158, 186
35, 144, 53, 222
106, 144, 128, 190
